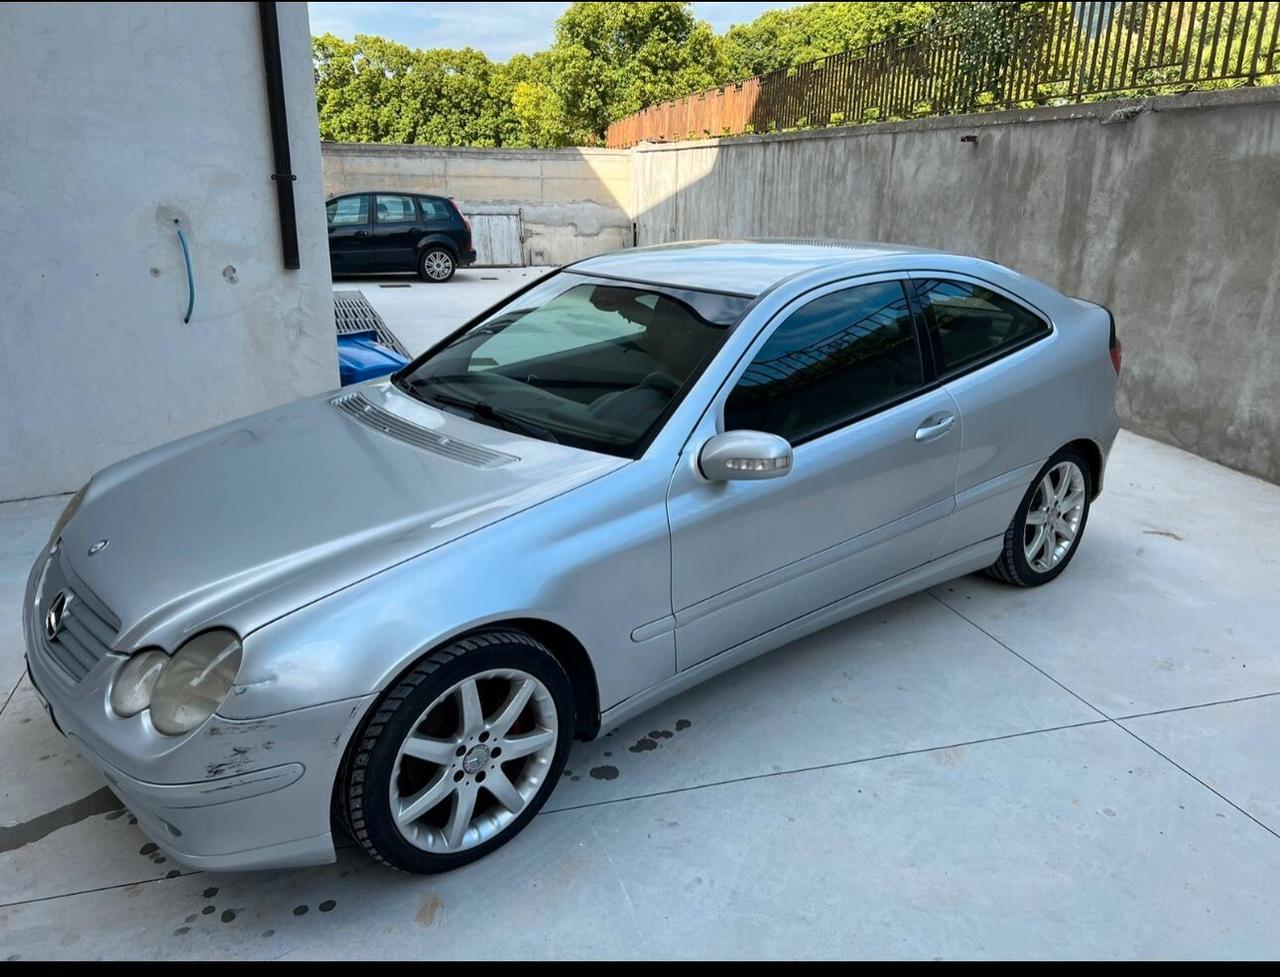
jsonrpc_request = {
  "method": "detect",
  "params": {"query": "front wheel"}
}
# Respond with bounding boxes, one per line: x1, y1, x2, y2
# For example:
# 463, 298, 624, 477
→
985, 447, 1093, 587
341, 631, 573, 873
417, 247, 456, 282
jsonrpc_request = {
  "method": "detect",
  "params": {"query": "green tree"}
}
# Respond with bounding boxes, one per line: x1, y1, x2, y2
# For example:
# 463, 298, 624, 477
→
720, 2, 942, 79
313, 33, 515, 146
541, 2, 725, 143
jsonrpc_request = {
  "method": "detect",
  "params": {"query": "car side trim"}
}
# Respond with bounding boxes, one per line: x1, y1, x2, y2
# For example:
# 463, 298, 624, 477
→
601, 534, 1003, 733
674, 497, 953, 622
630, 616, 675, 643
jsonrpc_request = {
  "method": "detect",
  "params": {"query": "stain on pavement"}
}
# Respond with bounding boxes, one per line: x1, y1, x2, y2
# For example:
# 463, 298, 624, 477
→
0, 786, 122, 853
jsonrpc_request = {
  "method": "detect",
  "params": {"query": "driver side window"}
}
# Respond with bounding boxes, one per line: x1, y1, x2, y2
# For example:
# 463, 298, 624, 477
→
725, 280, 923, 444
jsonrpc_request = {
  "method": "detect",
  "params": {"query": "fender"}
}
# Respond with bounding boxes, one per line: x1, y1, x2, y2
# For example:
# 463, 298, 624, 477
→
415, 232, 461, 257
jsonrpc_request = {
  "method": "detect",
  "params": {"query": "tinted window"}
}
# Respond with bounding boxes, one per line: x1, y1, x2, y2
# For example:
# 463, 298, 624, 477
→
374, 194, 417, 223
396, 272, 749, 457
419, 197, 452, 221
725, 281, 922, 443
326, 196, 368, 227
914, 278, 1049, 374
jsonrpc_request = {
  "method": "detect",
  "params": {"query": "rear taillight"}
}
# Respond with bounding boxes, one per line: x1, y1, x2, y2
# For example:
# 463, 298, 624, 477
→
1108, 312, 1122, 376
451, 198, 471, 235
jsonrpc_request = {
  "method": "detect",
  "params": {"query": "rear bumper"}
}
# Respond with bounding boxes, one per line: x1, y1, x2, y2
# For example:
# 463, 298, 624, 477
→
459, 248, 477, 267
1095, 413, 1122, 498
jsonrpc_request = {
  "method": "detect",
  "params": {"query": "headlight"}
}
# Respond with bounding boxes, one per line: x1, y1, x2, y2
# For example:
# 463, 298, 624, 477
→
48, 483, 88, 548
109, 650, 167, 717
149, 630, 243, 735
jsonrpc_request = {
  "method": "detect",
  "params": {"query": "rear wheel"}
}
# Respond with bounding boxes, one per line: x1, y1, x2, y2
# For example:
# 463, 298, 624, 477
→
985, 447, 1092, 587
418, 247, 456, 282
341, 631, 573, 873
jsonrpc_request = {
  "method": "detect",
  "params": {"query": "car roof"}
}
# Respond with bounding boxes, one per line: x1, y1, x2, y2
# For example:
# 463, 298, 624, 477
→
327, 190, 448, 201
570, 240, 947, 297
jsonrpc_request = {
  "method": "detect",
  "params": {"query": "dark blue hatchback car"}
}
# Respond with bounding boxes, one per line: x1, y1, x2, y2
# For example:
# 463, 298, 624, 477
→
326, 192, 477, 282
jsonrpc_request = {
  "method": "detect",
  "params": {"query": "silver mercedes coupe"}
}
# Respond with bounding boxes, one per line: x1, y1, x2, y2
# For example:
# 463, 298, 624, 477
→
25, 241, 1121, 873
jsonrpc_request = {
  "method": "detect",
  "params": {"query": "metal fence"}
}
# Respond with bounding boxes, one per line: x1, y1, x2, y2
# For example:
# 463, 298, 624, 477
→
606, 1, 1280, 147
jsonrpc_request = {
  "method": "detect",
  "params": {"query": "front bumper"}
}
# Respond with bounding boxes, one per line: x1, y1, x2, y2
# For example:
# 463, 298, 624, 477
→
23, 553, 375, 871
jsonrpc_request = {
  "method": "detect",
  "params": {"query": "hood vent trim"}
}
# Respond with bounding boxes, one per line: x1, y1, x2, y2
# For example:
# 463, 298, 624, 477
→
333, 392, 518, 469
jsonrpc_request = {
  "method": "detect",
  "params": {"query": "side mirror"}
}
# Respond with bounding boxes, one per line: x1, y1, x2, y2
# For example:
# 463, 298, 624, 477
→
699, 430, 793, 482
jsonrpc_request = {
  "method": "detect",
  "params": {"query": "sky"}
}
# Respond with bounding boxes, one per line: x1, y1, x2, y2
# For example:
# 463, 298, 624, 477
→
307, 2, 808, 61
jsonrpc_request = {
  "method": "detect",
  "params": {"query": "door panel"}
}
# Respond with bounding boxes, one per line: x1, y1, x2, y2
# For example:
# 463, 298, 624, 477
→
667, 276, 961, 671
326, 195, 372, 272
372, 194, 424, 271
669, 388, 959, 669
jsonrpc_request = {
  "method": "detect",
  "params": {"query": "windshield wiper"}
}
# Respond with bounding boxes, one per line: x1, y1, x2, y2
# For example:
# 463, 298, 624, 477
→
416, 387, 559, 444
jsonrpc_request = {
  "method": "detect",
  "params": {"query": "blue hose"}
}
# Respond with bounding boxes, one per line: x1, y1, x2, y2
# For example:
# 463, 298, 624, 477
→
175, 222, 195, 324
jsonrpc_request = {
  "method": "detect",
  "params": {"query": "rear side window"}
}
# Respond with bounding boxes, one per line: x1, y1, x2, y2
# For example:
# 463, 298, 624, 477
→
419, 197, 452, 221
725, 281, 923, 444
374, 194, 417, 223
913, 278, 1049, 374
326, 196, 368, 227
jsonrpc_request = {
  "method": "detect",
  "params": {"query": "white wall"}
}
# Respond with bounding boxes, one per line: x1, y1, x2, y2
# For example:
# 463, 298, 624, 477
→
0, 1, 337, 500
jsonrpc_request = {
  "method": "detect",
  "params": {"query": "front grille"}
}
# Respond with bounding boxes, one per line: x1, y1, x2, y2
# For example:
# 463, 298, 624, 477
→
40, 556, 119, 683
333, 392, 518, 469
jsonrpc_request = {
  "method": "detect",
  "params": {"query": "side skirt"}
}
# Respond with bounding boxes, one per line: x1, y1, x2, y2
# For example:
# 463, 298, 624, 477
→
598, 536, 1003, 733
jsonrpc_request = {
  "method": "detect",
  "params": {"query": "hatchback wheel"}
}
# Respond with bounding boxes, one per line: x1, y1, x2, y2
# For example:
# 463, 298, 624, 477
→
341, 631, 573, 873
418, 247, 456, 282
986, 447, 1092, 587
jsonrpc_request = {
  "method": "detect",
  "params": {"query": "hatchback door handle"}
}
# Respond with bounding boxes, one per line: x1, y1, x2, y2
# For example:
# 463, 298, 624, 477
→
915, 413, 956, 442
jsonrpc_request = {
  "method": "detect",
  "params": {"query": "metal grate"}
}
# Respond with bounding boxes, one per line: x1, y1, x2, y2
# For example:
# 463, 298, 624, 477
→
40, 556, 119, 683
333, 290, 412, 359
332, 392, 518, 469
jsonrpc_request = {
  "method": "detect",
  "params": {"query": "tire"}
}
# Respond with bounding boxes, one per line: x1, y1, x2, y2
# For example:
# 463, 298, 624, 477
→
417, 247, 456, 283
985, 446, 1093, 587
341, 630, 574, 873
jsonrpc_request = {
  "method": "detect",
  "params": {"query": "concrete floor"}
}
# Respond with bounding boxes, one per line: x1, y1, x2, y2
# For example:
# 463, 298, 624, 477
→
1, 273, 1279, 959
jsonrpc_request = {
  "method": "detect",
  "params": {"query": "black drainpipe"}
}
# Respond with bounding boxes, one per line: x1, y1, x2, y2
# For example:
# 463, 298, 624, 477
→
258, 1, 300, 270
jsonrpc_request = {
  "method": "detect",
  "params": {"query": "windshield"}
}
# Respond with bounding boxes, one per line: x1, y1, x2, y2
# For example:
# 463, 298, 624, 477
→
394, 272, 751, 457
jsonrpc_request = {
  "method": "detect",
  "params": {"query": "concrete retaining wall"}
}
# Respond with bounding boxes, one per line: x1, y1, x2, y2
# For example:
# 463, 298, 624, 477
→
630, 87, 1280, 484
321, 144, 632, 266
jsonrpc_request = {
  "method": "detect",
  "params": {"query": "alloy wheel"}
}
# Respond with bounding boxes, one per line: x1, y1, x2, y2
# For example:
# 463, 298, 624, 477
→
423, 251, 454, 281
389, 668, 558, 854
1023, 460, 1087, 573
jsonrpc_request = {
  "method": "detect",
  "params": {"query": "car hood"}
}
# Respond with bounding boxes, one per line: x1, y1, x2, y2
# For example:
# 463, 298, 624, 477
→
60, 382, 625, 653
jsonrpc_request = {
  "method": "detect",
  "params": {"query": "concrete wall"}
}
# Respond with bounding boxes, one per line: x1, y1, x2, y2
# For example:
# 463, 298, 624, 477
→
630, 88, 1280, 484
0, 2, 336, 501
321, 144, 632, 266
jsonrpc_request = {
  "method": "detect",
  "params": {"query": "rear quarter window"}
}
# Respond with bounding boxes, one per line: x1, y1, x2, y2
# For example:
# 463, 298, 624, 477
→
913, 278, 1049, 375
419, 198, 452, 221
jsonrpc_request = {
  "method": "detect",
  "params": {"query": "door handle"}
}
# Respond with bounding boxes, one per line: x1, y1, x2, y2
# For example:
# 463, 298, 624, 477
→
915, 413, 956, 443
353, 230, 369, 238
